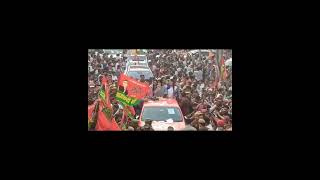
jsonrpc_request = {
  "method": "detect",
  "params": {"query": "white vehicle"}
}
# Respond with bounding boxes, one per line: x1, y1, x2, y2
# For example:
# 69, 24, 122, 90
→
124, 64, 154, 81
125, 61, 149, 70
126, 49, 148, 55
126, 55, 149, 64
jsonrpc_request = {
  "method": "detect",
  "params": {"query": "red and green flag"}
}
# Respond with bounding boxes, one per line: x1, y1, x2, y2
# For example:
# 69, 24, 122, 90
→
117, 73, 150, 99
98, 76, 112, 108
95, 106, 120, 131
95, 76, 120, 131
115, 91, 142, 106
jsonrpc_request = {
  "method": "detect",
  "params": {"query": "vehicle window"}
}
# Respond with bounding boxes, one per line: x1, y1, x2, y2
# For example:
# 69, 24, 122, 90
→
127, 71, 153, 79
127, 56, 147, 61
129, 66, 149, 69
141, 107, 182, 122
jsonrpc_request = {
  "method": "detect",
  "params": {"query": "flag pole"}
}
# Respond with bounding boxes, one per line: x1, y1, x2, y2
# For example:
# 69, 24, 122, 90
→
215, 49, 220, 87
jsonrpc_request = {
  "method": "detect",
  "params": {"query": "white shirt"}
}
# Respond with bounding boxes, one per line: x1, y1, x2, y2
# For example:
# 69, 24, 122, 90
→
167, 87, 174, 98
206, 124, 214, 131
112, 75, 118, 81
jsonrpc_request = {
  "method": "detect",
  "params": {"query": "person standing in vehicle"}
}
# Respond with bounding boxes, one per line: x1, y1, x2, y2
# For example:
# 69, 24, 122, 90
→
118, 80, 129, 95
139, 74, 146, 83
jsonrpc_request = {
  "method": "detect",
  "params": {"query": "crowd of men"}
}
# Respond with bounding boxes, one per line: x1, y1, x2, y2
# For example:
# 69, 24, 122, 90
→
88, 49, 232, 131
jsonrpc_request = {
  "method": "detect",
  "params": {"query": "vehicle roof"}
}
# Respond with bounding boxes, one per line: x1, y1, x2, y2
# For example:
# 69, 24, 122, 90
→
189, 50, 210, 53
143, 98, 180, 108
128, 68, 151, 72
128, 60, 148, 64
128, 62, 148, 65
128, 65, 149, 69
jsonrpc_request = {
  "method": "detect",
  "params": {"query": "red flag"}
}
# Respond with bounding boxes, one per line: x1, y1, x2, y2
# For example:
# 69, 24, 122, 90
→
128, 106, 135, 115
95, 76, 120, 131
118, 73, 150, 99
120, 105, 136, 127
95, 103, 120, 131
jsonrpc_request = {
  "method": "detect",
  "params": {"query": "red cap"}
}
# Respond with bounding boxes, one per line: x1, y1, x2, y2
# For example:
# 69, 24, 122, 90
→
217, 119, 225, 127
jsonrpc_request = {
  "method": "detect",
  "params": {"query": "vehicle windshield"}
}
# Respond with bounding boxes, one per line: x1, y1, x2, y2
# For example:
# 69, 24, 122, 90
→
127, 56, 147, 61
127, 71, 153, 79
129, 66, 149, 69
141, 107, 182, 122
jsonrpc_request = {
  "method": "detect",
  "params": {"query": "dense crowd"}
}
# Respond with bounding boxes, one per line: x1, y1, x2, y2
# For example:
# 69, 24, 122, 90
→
88, 49, 232, 131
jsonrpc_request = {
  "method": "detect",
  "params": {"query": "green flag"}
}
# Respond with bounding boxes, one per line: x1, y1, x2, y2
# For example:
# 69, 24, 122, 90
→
115, 91, 142, 106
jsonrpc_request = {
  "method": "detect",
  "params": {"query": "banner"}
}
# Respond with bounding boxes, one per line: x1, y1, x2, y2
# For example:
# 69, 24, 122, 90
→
115, 91, 141, 106
118, 73, 150, 99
